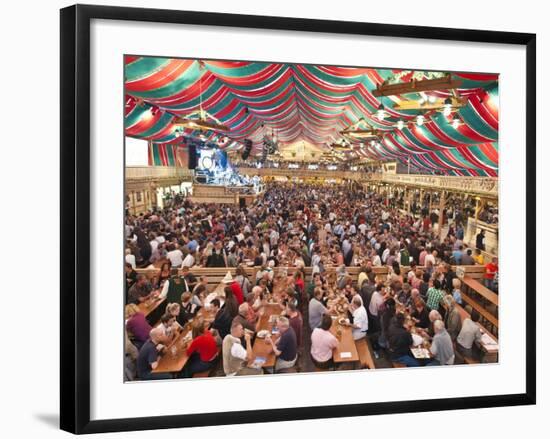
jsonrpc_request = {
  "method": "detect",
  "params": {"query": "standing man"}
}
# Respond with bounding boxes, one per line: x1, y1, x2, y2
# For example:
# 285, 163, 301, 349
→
207, 240, 228, 267
476, 229, 486, 251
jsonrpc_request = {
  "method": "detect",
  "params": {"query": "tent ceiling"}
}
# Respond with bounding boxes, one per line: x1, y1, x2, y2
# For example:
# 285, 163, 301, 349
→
125, 57, 499, 176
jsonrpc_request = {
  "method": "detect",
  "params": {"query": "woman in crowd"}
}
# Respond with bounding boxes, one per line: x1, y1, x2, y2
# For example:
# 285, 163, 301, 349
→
182, 319, 219, 378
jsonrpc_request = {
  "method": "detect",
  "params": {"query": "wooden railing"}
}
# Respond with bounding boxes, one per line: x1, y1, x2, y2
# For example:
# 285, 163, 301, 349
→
126, 166, 194, 181
135, 264, 488, 287
238, 167, 364, 181
367, 173, 498, 198
125, 165, 497, 198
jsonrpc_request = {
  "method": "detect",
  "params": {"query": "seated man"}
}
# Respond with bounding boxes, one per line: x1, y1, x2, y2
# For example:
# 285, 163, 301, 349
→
350, 296, 368, 341
136, 327, 172, 380
180, 266, 197, 290
222, 321, 263, 376
456, 310, 482, 362
310, 314, 339, 370
285, 301, 303, 350
232, 302, 258, 334
128, 274, 155, 304
266, 316, 297, 372
210, 299, 232, 340
428, 320, 455, 366
387, 313, 420, 367
308, 287, 328, 330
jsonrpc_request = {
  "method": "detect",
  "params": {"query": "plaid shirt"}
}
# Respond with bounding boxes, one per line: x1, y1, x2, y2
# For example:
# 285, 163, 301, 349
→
426, 287, 445, 311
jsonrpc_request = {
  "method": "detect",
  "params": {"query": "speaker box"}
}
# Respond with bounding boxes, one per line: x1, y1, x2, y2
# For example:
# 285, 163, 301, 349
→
188, 144, 197, 169
242, 139, 252, 160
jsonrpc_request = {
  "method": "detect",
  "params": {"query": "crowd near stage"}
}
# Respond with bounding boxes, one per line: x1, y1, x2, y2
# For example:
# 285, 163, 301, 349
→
124, 57, 500, 381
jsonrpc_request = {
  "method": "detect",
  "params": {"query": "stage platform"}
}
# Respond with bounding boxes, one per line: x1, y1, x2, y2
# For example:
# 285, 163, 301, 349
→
189, 184, 261, 206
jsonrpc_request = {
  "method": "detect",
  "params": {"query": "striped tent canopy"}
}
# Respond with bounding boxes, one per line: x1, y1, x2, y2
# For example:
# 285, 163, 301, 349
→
125, 57, 498, 176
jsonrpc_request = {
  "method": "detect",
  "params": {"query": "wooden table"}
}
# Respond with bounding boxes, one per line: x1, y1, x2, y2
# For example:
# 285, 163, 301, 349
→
329, 316, 359, 363
137, 294, 166, 324
249, 303, 283, 369
152, 308, 218, 375
152, 324, 192, 375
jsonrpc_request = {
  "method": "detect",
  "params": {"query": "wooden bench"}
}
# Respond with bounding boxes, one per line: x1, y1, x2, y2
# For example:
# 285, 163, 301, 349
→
135, 264, 487, 292
459, 294, 498, 330
392, 362, 407, 368
462, 355, 479, 365
354, 337, 376, 369
456, 265, 486, 281
463, 276, 498, 317
462, 276, 498, 306
192, 370, 211, 378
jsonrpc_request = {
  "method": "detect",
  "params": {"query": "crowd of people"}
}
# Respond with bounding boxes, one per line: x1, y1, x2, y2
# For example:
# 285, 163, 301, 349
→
124, 182, 498, 380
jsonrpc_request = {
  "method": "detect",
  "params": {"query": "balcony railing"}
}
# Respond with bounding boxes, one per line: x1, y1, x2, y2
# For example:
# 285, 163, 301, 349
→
126, 166, 194, 181
239, 167, 364, 180
125, 166, 497, 198
367, 173, 498, 197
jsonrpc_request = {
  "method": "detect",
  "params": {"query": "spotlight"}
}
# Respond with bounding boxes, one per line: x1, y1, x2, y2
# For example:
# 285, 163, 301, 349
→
397, 120, 405, 130
416, 115, 425, 126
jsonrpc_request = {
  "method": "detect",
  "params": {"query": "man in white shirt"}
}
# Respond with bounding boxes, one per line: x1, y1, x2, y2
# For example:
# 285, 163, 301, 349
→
425, 250, 437, 266
166, 245, 183, 268
368, 285, 385, 317
125, 249, 136, 269
269, 229, 279, 247
222, 322, 262, 376
149, 236, 159, 255
181, 252, 195, 268
350, 296, 368, 340
155, 235, 166, 244
456, 310, 482, 360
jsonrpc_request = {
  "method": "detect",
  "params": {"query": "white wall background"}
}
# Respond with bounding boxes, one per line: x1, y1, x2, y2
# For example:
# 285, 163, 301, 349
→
0, 0, 546, 437
125, 137, 149, 166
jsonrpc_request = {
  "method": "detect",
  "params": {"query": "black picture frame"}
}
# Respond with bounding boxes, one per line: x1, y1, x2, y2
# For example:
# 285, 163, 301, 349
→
60, 4, 536, 434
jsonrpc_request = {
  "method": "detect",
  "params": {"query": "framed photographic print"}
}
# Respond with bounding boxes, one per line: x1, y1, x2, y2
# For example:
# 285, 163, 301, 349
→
60, 4, 536, 434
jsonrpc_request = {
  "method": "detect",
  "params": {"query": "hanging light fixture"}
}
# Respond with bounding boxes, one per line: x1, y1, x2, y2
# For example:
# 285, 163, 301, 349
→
396, 120, 405, 130
443, 97, 453, 116
416, 114, 425, 126
376, 104, 386, 121
172, 62, 229, 132
427, 95, 437, 104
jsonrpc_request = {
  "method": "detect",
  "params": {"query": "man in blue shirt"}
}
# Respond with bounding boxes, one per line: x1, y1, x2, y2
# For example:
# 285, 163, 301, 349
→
452, 245, 464, 265
136, 327, 172, 380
